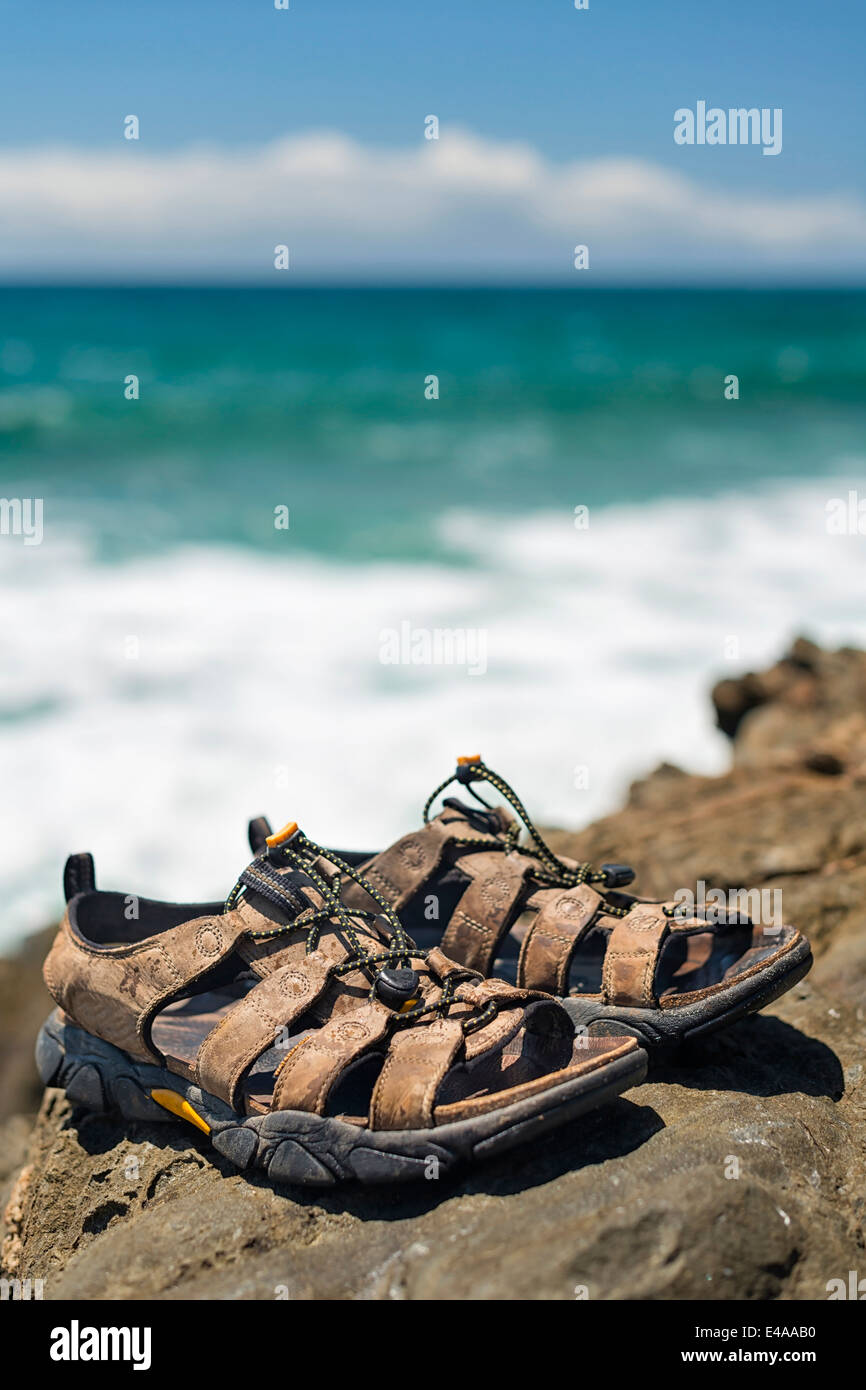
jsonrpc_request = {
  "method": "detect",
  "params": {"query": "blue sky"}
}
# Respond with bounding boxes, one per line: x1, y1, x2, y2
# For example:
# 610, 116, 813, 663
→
1, 0, 864, 281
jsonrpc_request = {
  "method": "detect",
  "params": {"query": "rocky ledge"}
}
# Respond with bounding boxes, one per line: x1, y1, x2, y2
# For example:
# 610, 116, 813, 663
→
2, 638, 865, 1300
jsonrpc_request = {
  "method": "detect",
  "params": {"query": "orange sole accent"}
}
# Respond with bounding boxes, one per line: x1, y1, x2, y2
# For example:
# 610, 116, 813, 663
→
150, 1089, 211, 1134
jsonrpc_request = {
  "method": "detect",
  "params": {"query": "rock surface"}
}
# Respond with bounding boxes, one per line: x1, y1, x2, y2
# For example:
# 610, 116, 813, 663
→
3, 639, 865, 1300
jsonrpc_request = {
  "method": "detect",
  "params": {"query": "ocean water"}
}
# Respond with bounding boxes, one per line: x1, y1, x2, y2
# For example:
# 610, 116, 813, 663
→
1, 287, 865, 946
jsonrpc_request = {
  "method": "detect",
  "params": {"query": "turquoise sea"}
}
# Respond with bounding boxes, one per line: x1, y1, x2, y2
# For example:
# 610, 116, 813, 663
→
2, 287, 865, 942
3, 287, 866, 557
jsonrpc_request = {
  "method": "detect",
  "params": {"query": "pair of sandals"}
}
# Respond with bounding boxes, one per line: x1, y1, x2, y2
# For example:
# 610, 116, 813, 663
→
38, 757, 812, 1186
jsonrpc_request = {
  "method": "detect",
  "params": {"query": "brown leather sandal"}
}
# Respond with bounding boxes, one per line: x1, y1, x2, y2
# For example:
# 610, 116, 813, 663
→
36, 823, 646, 1186
249, 759, 812, 1055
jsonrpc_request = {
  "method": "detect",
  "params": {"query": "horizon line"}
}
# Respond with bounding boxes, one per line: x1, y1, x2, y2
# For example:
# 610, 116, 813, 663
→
0, 280, 864, 292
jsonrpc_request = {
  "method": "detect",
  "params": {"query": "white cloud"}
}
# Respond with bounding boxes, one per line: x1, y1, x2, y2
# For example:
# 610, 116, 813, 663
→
1, 128, 864, 279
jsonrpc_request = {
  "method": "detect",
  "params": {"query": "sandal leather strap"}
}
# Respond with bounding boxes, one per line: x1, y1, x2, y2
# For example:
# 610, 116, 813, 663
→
270, 998, 392, 1115
194, 950, 334, 1109
517, 883, 604, 994
456, 978, 564, 1057
439, 851, 534, 976
370, 1014, 466, 1130
601, 903, 679, 1007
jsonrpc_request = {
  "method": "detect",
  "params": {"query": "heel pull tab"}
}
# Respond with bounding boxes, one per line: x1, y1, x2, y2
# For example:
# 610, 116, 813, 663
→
248, 816, 273, 855
63, 852, 95, 902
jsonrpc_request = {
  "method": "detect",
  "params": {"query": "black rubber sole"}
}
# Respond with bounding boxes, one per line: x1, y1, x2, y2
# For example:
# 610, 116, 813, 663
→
35, 1009, 648, 1187
561, 939, 813, 1057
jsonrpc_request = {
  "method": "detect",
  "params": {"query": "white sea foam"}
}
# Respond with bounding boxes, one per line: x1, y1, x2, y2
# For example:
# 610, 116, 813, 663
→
2, 475, 865, 948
